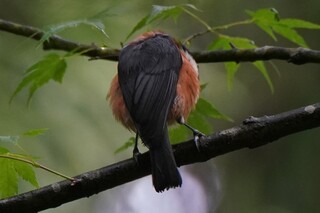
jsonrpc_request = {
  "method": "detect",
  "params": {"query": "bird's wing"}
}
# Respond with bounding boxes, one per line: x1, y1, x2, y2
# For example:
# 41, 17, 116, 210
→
118, 34, 182, 143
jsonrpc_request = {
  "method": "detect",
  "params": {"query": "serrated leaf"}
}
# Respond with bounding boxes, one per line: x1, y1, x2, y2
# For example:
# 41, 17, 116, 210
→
246, 8, 279, 21
0, 158, 18, 198
126, 4, 198, 40
253, 61, 274, 93
126, 5, 183, 40
255, 22, 277, 40
0, 152, 39, 198
40, 19, 108, 44
114, 137, 135, 154
225, 62, 240, 91
280, 19, 320, 29
10, 53, 67, 105
208, 36, 274, 92
149, 5, 183, 22
247, 8, 280, 40
85, 19, 108, 38
248, 8, 316, 47
13, 160, 39, 188
0, 136, 20, 144
23, 128, 48, 137
272, 25, 308, 47
196, 98, 233, 122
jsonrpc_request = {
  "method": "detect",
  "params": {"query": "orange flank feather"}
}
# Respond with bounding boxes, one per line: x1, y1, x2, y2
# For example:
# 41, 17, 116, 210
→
168, 50, 200, 124
107, 75, 135, 131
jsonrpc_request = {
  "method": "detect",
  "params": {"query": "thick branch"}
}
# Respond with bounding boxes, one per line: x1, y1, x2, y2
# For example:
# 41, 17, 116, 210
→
0, 103, 319, 212
1, 19, 320, 64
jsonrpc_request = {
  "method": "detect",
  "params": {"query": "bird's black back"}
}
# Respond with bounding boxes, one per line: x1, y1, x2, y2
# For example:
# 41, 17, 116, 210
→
118, 34, 182, 147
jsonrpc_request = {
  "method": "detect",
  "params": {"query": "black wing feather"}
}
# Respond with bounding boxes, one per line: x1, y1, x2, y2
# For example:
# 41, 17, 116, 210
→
118, 34, 182, 146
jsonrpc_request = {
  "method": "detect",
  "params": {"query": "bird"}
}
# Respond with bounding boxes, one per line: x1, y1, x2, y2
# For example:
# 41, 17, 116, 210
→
107, 31, 201, 192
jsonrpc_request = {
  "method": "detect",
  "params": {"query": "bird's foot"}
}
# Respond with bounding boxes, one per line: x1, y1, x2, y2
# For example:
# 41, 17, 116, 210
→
132, 147, 141, 165
192, 129, 205, 152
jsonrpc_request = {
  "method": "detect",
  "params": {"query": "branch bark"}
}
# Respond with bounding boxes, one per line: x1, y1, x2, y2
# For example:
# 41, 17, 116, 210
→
0, 103, 319, 212
1, 19, 320, 64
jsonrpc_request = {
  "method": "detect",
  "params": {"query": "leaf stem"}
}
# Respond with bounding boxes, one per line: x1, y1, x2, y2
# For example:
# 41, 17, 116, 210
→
212, 19, 254, 31
182, 8, 212, 30
0, 154, 75, 181
183, 15, 254, 44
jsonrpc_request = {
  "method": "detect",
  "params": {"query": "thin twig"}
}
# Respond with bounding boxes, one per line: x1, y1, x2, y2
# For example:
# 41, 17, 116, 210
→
0, 154, 75, 181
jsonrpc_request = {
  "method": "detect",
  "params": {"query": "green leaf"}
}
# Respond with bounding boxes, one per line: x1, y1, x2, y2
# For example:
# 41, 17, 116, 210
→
200, 83, 208, 91
170, 97, 231, 144
0, 158, 18, 198
256, 22, 277, 40
252, 61, 274, 93
10, 53, 67, 105
226, 37, 256, 49
280, 19, 320, 29
247, 8, 280, 22
114, 137, 135, 154
208, 36, 255, 50
13, 160, 39, 188
207, 37, 229, 50
150, 5, 183, 21
247, 8, 316, 47
23, 128, 48, 137
126, 4, 198, 40
0, 136, 20, 144
187, 110, 212, 135
0, 152, 39, 198
272, 25, 308, 47
208, 36, 257, 90
126, 5, 183, 39
225, 62, 240, 91
196, 98, 233, 122
169, 125, 189, 144
247, 8, 280, 41
40, 19, 108, 44
0, 147, 9, 154
89, 7, 117, 20
126, 15, 150, 40
208, 36, 274, 92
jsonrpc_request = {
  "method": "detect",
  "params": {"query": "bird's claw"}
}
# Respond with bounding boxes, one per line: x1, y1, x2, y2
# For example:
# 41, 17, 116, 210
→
193, 130, 205, 152
133, 148, 141, 166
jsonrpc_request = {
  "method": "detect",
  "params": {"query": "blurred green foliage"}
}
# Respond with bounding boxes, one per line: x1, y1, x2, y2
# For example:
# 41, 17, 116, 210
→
0, 0, 320, 212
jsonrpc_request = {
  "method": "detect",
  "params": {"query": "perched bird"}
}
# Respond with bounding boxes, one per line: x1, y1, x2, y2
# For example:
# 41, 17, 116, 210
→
108, 31, 201, 192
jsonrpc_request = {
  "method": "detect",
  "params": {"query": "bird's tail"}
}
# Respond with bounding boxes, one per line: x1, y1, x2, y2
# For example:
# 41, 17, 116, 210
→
149, 128, 182, 192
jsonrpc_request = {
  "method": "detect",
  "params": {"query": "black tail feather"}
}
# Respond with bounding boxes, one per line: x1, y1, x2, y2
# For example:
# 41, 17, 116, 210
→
149, 129, 182, 192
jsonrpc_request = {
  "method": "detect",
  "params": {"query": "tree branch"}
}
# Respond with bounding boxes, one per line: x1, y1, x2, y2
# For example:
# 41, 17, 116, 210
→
1, 19, 320, 64
0, 103, 319, 212
0, 19, 120, 61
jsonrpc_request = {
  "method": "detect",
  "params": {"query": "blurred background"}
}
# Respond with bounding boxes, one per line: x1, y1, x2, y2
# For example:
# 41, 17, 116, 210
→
0, 0, 320, 212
